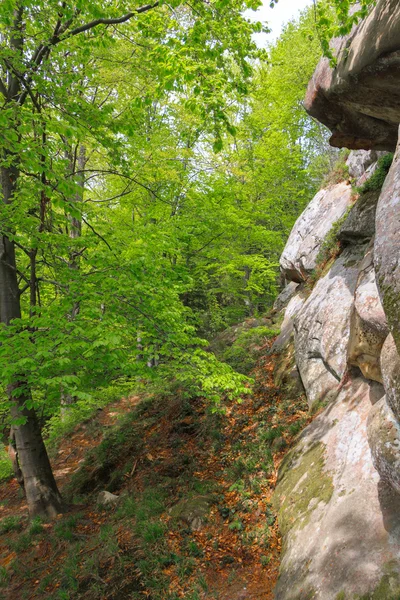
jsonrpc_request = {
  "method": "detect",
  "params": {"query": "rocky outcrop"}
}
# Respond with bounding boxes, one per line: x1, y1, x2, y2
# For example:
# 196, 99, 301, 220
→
274, 376, 396, 600
338, 190, 380, 243
368, 396, 400, 496
375, 134, 400, 350
280, 182, 353, 283
304, 0, 400, 151
273, 6, 400, 596
347, 150, 384, 184
294, 245, 365, 408
348, 243, 388, 382
273, 148, 400, 599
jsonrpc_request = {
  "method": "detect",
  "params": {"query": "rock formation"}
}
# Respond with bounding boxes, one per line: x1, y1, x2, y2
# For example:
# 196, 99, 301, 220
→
274, 147, 400, 599
304, 0, 400, 151
272, 3, 400, 597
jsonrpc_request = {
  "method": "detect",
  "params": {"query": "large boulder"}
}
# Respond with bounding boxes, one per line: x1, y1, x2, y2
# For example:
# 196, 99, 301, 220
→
274, 375, 397, 600
273, 282, 299, 313
346, 150, 383, 183
294, 245, 366, 408
368, 395, 400, 495
304, 0, 400, 151
338, 190, 380, 244
380, 334, 400, 421
348, 243, 388, 383
280, 182, 353, 283
375, 131, 400, 351
271, 292, 306, 355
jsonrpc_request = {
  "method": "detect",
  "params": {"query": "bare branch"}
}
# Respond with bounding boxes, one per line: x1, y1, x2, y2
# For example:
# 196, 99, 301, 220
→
82, 216, 113, 253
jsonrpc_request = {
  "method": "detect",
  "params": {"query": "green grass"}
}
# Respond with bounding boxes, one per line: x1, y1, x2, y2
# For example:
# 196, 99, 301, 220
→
0, 515, 23, 534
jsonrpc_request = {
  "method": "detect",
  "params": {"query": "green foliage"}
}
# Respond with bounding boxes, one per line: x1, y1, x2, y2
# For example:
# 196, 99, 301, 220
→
315, 1, 376, 63
359, 153, 394, 193
322, 153, 350, 187
316, 210, 349, 265
0, 515, 23, 534
222, 326, 277, 375
0, 445, 12, 482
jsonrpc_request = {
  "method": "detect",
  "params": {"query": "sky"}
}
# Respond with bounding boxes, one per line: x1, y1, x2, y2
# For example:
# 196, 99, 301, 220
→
246, 0, 312, 46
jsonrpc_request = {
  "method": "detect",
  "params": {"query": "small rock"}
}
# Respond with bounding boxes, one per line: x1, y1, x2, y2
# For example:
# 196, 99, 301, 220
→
97, 491, 119, 506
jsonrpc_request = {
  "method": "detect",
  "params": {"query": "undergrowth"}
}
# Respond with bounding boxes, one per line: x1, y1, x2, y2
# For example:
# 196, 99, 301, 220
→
357, 153, 394, 193
0, 344, 311, 599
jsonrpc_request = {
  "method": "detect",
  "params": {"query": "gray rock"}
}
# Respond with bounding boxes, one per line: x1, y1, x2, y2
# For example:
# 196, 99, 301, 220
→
380, 334, 400, 422
271, 292, 306, 355
368, 396, 400, 495
274, 375, 396, 600
294, 246, 365, 408
280, 182, 353, 283
304, 0, 400, 151
346, 150, 381, 182
97, 491, 119, 506
348, 243, 388, 383
273, 282, 299, 313
169, 495, 212, 531
338, 190, 380, 244
375, 129, 400, 352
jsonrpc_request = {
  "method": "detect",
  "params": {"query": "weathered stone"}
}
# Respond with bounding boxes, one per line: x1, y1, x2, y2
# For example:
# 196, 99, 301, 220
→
348, 243, 388, 382
375, 130, 400, 353
273, 282, 299, 313
305, 0, 400, 151
280, 182, 353, 283
368, 396, 400, 496
380, 334, 400, 422
338, 190, 380, 244
169, 496, 212, 531
274, 375, 395, 600
347, 150, 384, 183
97, 491, 119, 506
271, 293, 306, 355
294, 245, 365, 408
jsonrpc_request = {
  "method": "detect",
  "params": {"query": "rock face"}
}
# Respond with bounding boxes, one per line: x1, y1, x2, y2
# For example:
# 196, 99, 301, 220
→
274, 377, 396, 600
304, 0, 400, 151
348, 244, 388, 382
338, 189, 380, 244
273, 282, 299, 313
273, 145, 400, 598
368, 396, 400, 496
280, 182, 353, 283
375, 133, 400, 350
347, 150, 383, 183
274, 7, 400, 597
294, 246, 365, 408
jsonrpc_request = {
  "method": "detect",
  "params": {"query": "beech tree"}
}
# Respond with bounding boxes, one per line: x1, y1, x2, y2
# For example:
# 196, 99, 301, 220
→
0, 0, 263, 517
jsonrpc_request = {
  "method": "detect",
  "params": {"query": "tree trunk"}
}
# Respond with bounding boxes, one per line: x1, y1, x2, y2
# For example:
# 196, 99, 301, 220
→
1, 165, 65, 518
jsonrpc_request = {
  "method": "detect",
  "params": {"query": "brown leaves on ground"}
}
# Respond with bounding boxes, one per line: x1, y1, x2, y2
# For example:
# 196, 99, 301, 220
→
0, 345, 311, 600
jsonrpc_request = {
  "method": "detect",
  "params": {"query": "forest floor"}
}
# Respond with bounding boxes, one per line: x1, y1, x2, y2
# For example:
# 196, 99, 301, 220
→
0, 341, 310, 600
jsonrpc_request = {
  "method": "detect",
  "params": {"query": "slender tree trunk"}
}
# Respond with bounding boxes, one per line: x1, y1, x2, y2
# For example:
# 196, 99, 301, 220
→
1, 165, 65, 518
61, 144, 85, 416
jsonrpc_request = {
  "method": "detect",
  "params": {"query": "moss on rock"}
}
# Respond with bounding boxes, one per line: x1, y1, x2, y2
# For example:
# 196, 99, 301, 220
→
273, 441, 334, 536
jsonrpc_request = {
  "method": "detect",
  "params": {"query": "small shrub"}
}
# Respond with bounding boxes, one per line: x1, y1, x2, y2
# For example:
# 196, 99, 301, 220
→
222, 326, 277, 375
322, 153, 350, 187
359, 153, 394, 193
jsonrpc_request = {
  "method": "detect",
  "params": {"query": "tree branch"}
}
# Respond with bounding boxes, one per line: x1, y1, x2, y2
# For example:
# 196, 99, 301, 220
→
65, 3, 159, 38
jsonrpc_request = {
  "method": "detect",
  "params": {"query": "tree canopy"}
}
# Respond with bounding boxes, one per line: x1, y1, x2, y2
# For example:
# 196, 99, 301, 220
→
0, 0, 338, 516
